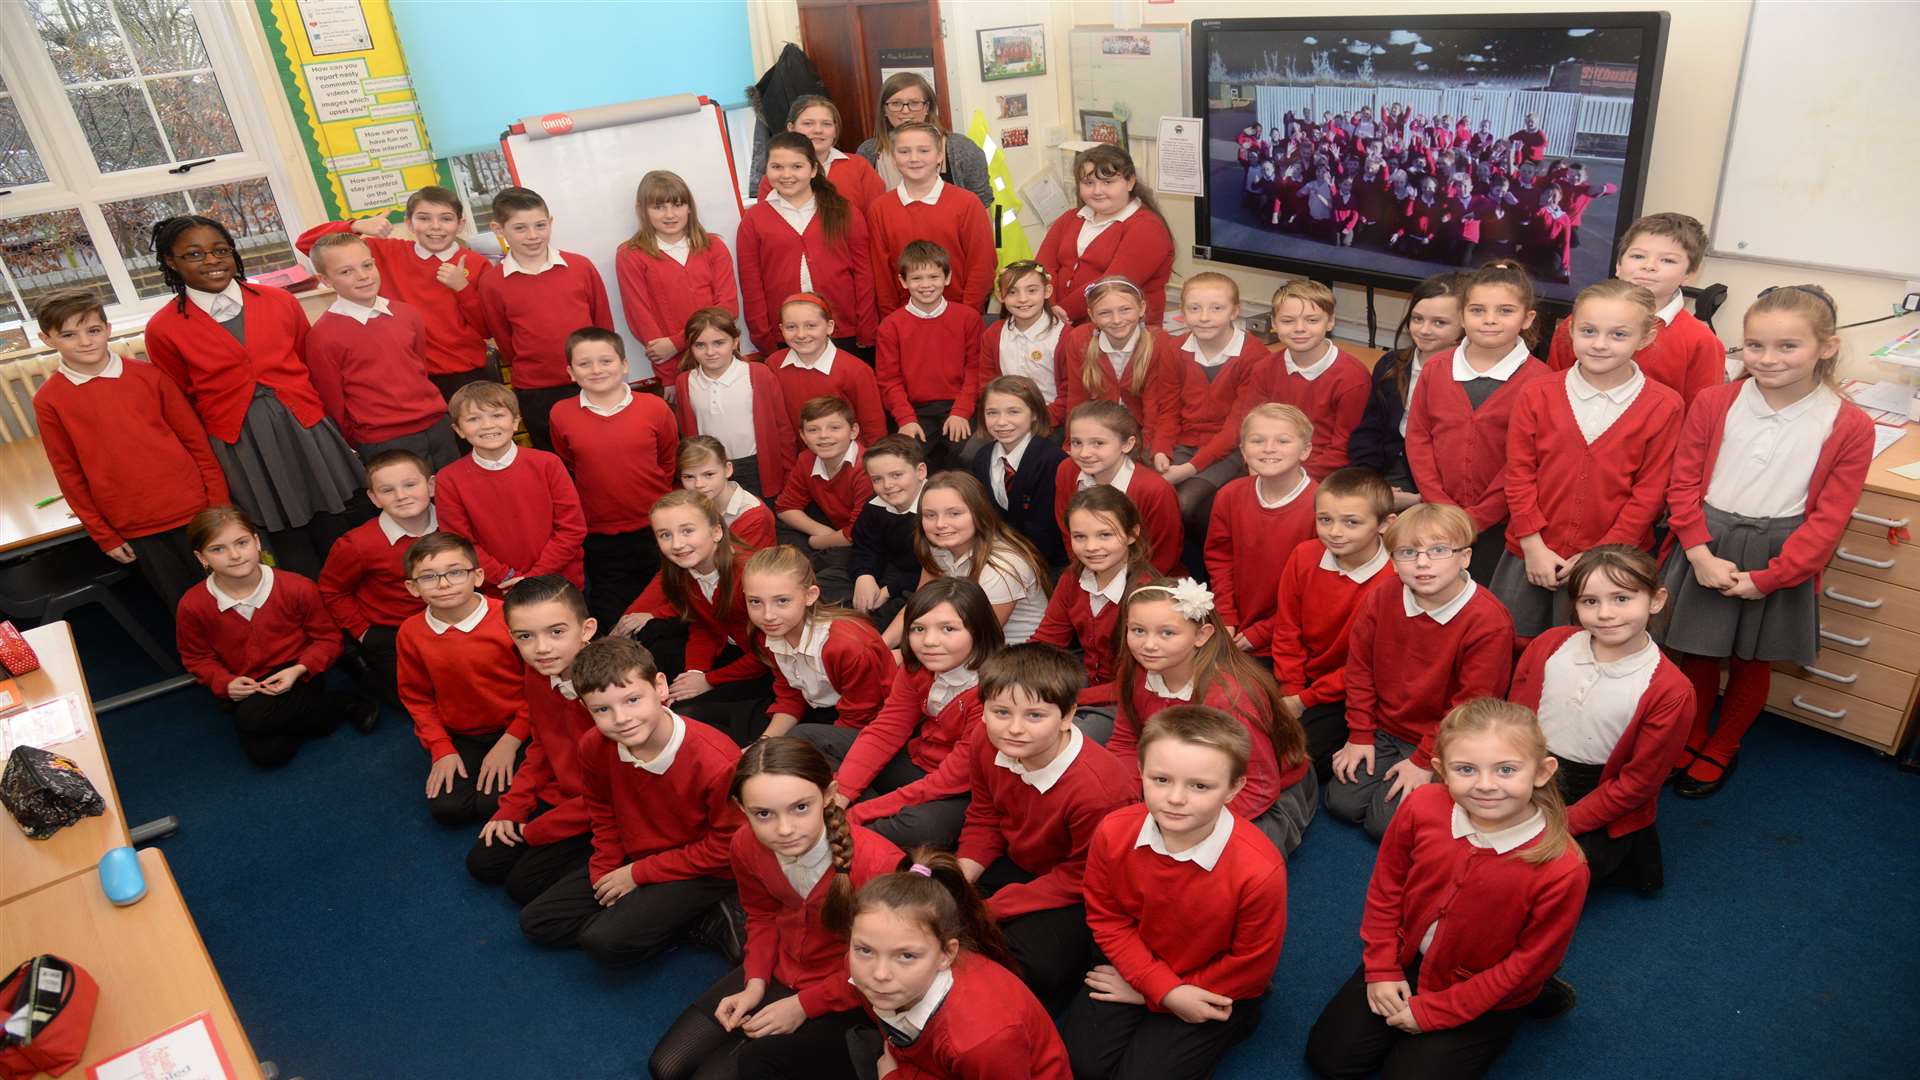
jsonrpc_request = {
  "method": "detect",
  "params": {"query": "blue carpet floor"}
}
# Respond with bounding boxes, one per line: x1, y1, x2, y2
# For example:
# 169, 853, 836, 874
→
57, 602, 1920, 1080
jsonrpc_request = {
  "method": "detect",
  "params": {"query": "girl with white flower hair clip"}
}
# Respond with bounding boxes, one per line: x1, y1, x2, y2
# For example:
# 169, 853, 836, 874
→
1102, 576, 1318, 855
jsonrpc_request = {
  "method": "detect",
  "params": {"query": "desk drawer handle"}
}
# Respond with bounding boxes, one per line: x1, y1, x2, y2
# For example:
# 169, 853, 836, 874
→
1820, 627, 1872, 647
1824, 587, 1884, 609
1851, 510, 1911, 529
1802, 664, 1858, 685
1836, 547, 1896, 570
1791, 695, 1847, 720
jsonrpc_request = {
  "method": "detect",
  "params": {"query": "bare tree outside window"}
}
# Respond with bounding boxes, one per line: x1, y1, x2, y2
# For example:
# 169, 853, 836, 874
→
0, 72, 50, 186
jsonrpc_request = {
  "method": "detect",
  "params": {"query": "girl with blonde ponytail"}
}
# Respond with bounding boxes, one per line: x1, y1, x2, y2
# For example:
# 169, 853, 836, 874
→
648, 737, 903, 1080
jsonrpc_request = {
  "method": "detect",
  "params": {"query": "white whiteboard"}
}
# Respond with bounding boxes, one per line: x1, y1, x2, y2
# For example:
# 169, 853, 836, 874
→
1069, 26, 1190, 141
1711, 1, 1920, 279
502, 97, 756, 368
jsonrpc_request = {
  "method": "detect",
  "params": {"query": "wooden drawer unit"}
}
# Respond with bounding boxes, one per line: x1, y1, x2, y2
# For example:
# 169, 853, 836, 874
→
1767, 671, 1908, 750
1847, 488, 1915, 540
1815, 607, 1920, 673
1773, 648, 1915, 712
1817, 568, 1920, 634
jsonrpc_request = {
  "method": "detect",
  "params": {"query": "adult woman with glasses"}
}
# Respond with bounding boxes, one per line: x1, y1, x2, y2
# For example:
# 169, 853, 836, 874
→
856, 72, 993, 209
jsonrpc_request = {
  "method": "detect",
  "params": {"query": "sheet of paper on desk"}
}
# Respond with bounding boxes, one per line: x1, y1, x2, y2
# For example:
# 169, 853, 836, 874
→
0, 694, 83, 757
1844, 380, 1915, 424
1872, 424, 1906, 460
1890, 457, 1920, 480
87, 1013, 237, 1080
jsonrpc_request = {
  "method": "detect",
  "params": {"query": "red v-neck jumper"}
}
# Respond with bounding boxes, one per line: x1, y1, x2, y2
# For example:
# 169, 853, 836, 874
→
432, 448, 587, 588
1405, 352, 1550, 531
1172, 332, 1276, 469
295, 222, 492, 375
670, 360, 797, 498
303, 302, 446, 446
1031, 569, 1154, 705
1343, 582, 1514, 768
1248, 348, 1373, 478
876, 303, 985, 425
144, 284, 325, 444
1270, 539, 1394, 707
736, 199, 878, 349
1108, 672, 1303, 821
491, 671, 594, 845
395, 602, 530, 760
836, 667, 983, 803
475, 251, 614, 390
316, 516, 428, 637
575, 715, 742, 884
1203, 475, 1320, 651
766, 349, 888, 450
546, 393, 681, 536
1036, 209, 1175, 325
865, 186, 996, 317
1052, 459, 1185, 577
1055, 323, 1184, 457
626, 565, 767, 686
614, 239, 740, 382
1503, 372, 1682, 556
733, 822, 902, 1017
759, 616, 898, 727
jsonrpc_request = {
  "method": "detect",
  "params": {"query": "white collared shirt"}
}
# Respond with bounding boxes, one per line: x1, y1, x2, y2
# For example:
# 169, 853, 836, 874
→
1255, 470, 1311, 510
721, 484, 761, 531
1564, 364, 1644, 444
1704, 380, 1842, 518
811, 445, 860, 482
780, 342, 838, 375
413, 241, 457, 263
998, 317, 1064, 400
1079, 456, 1136, 495
768, 621, 841, 709
1420, 805, 1547, 953
1403, 578, 1477, 625
424, 594, 489, 635
896, 177, 946, 206
1099, 327, 1142, 382
693, 568, 720, 603
1653, 290, 1684, 326
500, 249, 568, 277
931, 544, 1045, 644
1182, 327, 1247, 370
766, 191, 818, 291
58, 355, 123, 385
687, 357, 757, 458
1450, 339, 1533, 383
1145, 671, 1195, 701
925, 666, 979, 716
327, 295, 393, 324
209, 565, 274, 621
378, 508, 438, 545
579, 384, 634, 418
1135, 806, 1234, 870
616, 710, 687, 774
988, 434, 1033, 509
472, 443, 518, 471
1081, 568, 1128, 616
1319, 543, 1390, 584
1075, 198, 1143, 256
869, 485, 924, 516
550, 675, 577, 700
777, 831, 834, 897
186, 280, 245, 321
905, 297, 949, 320
1535, 631, 1661, 766
1285, 340, 1339, 381
994, 726, 1083, 793
875, 967, 953, 1040
659, 237, 692, 267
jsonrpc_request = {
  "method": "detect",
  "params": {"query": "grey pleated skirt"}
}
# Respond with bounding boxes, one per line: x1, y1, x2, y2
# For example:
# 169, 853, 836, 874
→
1252, 769, 1319, 857
1488, 549, 1575, 638
211, 385, 365, 532
1654, 505, 1818, 665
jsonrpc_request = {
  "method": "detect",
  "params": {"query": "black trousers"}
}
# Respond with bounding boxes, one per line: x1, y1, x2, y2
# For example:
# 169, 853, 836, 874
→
793, 724, 967, 851
465, 806, 592, 906
1560, 758, 1665, 892
979, 858, 1093, 1014
1299, 700, 1349, 786
428, 356, 502, 404
651, 966, 868, 1080
631, 619, 775, 746
775, 520, 853, 605
264, 508, 359, 581
1466, 521, 1506, 587
831, 336, 873, 366
227, 678, 348, 767
353, 623, 401, 708
1060, 973, 1264, 1080
428, 729, 523, 827
356, 418, 462, 472
514, 383, 575, 451
910, 399, 958, 475
518, 866, 735, 967
125, 526, 204, 616
730, 455, 765, 502
1304, 962, 1524, 1080
584, 528, 662, 633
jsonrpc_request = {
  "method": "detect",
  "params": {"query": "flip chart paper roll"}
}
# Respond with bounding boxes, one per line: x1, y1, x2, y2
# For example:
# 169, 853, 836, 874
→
521, 93, 704, 139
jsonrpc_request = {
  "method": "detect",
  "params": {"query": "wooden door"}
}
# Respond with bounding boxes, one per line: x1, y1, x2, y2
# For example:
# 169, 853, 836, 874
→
797, 0, 949, 151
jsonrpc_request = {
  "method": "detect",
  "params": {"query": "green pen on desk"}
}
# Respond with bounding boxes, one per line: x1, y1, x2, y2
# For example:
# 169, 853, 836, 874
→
34, 494, 65, 508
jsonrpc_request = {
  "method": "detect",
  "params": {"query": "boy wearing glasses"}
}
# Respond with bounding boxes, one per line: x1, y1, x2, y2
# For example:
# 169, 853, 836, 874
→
319, 449, 438, 705
396, 530, 530, 826
1325, 502, 1513, 840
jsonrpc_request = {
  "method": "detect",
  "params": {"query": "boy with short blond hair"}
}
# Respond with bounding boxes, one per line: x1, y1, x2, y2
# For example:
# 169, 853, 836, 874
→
433, 381, 587, 592
318, 449, 437, 702
1203, 404, 1321, 653
32, 290, 227, 609
875, 240, 983, 473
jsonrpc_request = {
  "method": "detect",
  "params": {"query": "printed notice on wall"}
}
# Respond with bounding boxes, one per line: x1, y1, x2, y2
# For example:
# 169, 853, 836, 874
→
341, 169, 408, 213
1156, 117, 1204, 197
295, 0, 373, 55
303, 58, 372, 122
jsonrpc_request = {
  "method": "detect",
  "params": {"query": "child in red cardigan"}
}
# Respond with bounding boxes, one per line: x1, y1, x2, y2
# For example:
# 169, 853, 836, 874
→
768, 294, 887, 443
31, 290, 225, 610
1511, 547, 1692, 892
1203, 404, 1321, 655
775, 395, 872, 604
865, 121, 996, 317
1271, 468, 1396, 783
1063, 706, 1288, 1080
741, 545, 897, 739
467, 576, 598, 907
175, 507, 376, 768
1405, 260, 1551, 583
1057, 278, 1181, 457
1034, 485, 1156, 738
548, 328, 680, 629
671, 307, 794, 500
740, 130, 877, 355
758, 95, 887, 210
476, 186, 614, 450
957, 645, 1137, 1012
317, 450, 435, 703
1036, 144, 1176, 325
876, 240, 983, 473
1158, 273, 1269, 536
1054, 402, 1184, 577
517, 637, 745, 967
980, 262, 1069, 428
838, 850, 1072, 1080
1305, 700, 1589, 1079
1494, 281, 1681, 638
648, 737, 901, 1080
395, 532, 529, 826
1327, 504, 1515, 840
433, 381, 587, 591
615, 170, 739, 383
303, 233, 457, 467
679, 435, 776, 549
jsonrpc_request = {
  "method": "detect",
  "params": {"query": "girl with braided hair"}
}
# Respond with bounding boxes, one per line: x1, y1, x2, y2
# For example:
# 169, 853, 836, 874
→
649, 737, 902, 1080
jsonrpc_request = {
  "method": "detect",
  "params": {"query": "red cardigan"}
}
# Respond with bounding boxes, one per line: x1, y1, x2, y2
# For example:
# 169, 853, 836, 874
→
1051, 460, 1185, 576
175, 571, 340, 694
394, 601, 531, 759
861, 952, 1071, 1080
626, 566, 767, 686
736, 199, 878, 349
1343, 581, 1514, 768
1546, 305, 1726, 406
1362, 784, 1589, 1032
1109, 672, 1301, 821
316, 516, 428, 637
759, 616, 898, 727
1084, 803, 1288, 1009
1172, 332, 1276, 468
433, 449, 588, 589
1202, 474, 1320, 651
1036, 208, 1175, 325
1665, 380, 1874, 594
1030, 569, 1152, 705
865, 184, 996, 317
32, 360, 227, 551
734, 822, 902, 1017
1406, 351, 1551, 531
1270, 539, 1393, 707
670, 360, 797, 498
1055, 323, 1183, 456
755, 153, 887, 213
144, 284, 326, 444
876, 303, 985, 424
1509, 627, 1694, 838
767, 349, 889, 449
294, 223, 491, 375
837, 667, 982, 802
576, 715, 742, 883
614, 240, 740, 382
1503, 373, 1681, 556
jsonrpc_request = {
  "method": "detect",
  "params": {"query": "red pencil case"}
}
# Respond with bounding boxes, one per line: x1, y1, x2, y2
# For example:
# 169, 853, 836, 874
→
0, 622, 39, 678
0, 955, 98, 1078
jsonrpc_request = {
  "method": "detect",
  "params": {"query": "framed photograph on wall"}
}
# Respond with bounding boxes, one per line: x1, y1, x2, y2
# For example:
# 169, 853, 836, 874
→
1080, 109, 1128, 147
978, 24, 1047, 82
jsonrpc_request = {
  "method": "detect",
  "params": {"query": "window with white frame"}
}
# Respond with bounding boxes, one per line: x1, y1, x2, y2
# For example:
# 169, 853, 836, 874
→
0, 0, 306, 352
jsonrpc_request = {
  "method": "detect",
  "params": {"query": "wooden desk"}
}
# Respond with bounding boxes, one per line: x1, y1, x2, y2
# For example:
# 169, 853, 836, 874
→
0, 848, 265, 1079
0, 437, 82, 555
0, 621, 130, 904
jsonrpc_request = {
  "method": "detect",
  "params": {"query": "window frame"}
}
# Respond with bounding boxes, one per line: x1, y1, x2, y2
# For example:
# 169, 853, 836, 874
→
0, 0, 313, 336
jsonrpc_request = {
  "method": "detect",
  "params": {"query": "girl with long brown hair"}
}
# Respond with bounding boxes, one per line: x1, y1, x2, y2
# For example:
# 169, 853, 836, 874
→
616, 170, 739, 382
738, 130, 878, 358
669, 307, 796, 500
1036, 144, 1175, 324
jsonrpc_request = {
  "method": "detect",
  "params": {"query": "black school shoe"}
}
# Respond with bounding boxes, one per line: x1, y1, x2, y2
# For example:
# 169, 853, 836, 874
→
690, 896, 746, 964
1528, 976, 1578, 1020
346, 696, 381, 735
1673, 752, 1737, 799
